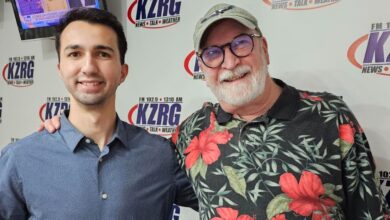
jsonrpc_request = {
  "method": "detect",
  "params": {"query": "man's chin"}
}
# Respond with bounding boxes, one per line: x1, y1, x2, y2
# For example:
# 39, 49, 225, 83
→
74, 96, 106, 106
217, 92, 255, 107
214, 84, 265, 107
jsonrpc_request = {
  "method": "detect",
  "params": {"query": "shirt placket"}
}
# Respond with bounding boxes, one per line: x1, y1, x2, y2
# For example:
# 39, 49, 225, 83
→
84, 138, 111, 203
98, 145, 110, 203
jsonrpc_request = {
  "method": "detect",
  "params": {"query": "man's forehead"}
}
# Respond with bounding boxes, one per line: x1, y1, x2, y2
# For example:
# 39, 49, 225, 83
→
61, 21, 117, 38
60, 21, 118, 49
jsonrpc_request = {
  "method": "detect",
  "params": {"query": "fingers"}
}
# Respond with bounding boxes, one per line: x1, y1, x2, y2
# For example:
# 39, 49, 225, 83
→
43, 119, 57, 133
43, 115, 61, 133
52, 115, 61, 130
37, 122, 45, 132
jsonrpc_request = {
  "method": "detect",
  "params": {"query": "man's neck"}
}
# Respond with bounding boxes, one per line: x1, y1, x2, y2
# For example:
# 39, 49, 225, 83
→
222, 77, 282, 122
68, 102, 117, 151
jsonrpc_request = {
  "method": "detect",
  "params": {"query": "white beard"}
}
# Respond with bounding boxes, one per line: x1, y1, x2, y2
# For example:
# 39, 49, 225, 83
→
207, 62, 268, 107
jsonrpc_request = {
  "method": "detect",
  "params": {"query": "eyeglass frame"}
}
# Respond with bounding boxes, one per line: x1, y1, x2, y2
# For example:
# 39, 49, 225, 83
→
197, 33, 262, 68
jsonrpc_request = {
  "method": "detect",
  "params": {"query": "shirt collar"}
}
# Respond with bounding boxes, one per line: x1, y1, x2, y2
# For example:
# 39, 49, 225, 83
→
59, 110, 128, 152
216, 78, 300, 123
111, 117, 129, 147
58, 110, 84, 152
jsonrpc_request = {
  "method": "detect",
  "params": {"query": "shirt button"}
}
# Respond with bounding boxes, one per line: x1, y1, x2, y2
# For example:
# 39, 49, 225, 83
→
85, 138, 91, 144
99, 158, 103, 163
101, 193, 108, 200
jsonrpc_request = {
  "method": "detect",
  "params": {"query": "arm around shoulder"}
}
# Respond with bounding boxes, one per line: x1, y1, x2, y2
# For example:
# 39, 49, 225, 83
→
0, 145, 28, 219
170, 141, 198, 211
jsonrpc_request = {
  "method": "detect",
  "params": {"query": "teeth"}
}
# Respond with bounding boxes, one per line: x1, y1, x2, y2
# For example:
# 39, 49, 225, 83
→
224, 72, 247, 82
81, 82, 100, 86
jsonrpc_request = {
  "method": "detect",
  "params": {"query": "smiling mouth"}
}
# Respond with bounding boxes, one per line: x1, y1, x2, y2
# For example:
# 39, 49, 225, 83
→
79, 81, 102, 86
77, 80, 104, 92
222, 72, 248, 83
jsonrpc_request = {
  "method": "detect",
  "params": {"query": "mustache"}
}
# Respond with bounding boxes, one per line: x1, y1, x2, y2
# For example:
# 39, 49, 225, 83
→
218, 65, 251, 82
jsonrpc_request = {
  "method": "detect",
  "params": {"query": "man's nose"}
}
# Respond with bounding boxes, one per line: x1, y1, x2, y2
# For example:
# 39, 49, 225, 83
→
220, 47, 240, 69
80, 55, 98, 74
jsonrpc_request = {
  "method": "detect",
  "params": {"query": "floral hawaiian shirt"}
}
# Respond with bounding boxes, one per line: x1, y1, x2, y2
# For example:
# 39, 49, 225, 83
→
173, 79, 390, 220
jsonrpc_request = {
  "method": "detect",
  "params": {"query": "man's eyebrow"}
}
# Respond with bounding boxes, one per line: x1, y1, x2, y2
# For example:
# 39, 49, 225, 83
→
94, 45, 115, 52
63, 45, 115, 52
63, 44, 81, 51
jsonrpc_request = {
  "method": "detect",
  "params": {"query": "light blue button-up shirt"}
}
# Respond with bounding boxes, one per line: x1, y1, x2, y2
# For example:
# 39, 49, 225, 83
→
0, 113, 198, 219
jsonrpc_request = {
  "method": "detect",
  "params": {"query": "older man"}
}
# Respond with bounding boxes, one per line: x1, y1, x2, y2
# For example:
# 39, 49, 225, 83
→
173, 3, 389, 220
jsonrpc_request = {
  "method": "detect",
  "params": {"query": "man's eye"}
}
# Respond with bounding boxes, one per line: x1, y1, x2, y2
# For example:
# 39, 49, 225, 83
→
67, 52, 80, 57
99, 52, 111, 58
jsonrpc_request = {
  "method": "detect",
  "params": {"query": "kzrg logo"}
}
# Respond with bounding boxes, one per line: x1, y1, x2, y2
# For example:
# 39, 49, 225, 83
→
379, 170, 390, 205
184, 50, 204, 80
128, 0, 181, 28
10, 138, 20, 143
2, 56, 35, 87
171, 204, 180, 220
0, 97, 2, 124
39, 97, 70, 121
262, 0, 339, 10
128, 97, 182, 136
348, 22, 390, 76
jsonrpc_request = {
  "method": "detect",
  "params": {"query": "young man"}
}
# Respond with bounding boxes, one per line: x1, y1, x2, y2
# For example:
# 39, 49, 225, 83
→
173, 3, 390, 220
0, 8, 197, 219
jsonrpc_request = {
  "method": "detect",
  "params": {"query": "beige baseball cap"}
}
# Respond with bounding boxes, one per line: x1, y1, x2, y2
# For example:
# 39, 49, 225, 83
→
193, 3, 261, 52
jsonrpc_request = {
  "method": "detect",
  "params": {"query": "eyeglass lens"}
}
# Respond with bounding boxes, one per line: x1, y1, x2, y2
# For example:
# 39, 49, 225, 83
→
201, 34, 254, 68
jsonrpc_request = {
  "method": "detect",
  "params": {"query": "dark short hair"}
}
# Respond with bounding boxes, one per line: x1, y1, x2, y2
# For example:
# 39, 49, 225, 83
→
55, 8, 127, 64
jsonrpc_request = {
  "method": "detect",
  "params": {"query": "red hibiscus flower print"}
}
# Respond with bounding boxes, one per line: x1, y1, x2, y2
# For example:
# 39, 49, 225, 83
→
279, 171, 336, 220
339, 124, 354, 144
171, 126, 180, 145
272, 214, 286, 220
211, 207, 254, 220
301, 92, 322, 101
183, 112, 233, 169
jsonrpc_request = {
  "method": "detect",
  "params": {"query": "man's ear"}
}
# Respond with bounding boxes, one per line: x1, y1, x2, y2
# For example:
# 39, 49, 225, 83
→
261, 37, 270, 65
120, 64, 129, 83
57, 63, 64, 79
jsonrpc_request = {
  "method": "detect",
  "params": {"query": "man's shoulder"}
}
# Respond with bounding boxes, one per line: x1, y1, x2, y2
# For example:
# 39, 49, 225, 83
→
118, 120, 173, 149
296, 88, 348, 108
180, 102, 216, 126
174, 102, 217, 147
0, 131, 56, 160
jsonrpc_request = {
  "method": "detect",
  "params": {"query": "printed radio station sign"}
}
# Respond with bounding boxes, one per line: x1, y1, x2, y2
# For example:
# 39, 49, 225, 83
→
2, 56, 35, 87
0, 97, 2, 124
263, 0, 339, 10
379, 170, 390, 205
128, 0, 181, 28
128, 97, 183, 136
184, 50, 204, 80
10, 138, 20, 143
171, 204, 180, 220
39, 97, 70, 121
348, 22, 390, 76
